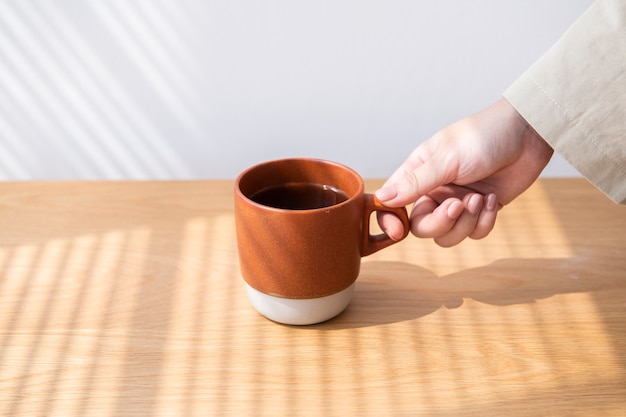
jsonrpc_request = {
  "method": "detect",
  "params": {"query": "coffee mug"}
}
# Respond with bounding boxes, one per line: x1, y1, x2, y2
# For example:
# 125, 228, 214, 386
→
234, 158, 410, 325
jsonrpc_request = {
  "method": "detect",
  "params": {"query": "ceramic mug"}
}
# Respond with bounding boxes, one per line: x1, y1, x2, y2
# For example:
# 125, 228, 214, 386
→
234, 158, 410, 325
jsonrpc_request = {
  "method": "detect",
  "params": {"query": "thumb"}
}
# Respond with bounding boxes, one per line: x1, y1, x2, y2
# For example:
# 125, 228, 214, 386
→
376, 156, 455, 207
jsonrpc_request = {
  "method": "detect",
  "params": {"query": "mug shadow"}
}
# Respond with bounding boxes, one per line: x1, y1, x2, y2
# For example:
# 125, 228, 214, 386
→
309, 257, 621, 329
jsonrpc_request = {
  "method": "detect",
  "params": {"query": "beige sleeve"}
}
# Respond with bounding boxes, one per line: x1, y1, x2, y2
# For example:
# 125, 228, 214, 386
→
503, 0, 626, 204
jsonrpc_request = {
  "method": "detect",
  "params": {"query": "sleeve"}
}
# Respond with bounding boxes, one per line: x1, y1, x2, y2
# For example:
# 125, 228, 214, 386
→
503, 0, 626, 204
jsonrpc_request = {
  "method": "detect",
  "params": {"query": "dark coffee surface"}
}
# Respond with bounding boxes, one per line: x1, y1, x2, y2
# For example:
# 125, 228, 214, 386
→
249, 182, 349, 210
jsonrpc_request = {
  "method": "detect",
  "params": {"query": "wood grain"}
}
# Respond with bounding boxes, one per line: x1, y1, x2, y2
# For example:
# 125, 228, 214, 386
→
0, 179, 625, 416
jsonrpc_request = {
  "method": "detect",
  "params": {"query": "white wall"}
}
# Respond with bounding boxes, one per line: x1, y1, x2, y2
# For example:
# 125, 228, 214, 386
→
0, 0, 593, 180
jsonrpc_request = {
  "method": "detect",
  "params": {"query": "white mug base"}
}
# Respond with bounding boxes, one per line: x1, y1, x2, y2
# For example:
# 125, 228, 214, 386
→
245, 283, 355, 325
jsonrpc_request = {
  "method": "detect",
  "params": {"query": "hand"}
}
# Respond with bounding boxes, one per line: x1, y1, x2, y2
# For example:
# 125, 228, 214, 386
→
376, 98, 554, 247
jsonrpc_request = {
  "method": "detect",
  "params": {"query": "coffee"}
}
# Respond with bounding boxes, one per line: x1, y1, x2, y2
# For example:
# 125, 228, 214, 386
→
250, 182, 349, 210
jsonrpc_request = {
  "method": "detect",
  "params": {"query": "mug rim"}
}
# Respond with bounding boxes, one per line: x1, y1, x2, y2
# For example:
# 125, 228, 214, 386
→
235, 157, 365, 213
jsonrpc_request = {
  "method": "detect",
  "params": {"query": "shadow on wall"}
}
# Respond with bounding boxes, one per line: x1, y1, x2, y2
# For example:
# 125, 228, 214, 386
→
0, 1, 587, 180
0, 1, 202, 180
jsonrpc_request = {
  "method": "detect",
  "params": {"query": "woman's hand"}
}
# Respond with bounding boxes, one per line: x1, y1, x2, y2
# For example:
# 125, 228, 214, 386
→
377, 98, 554, 247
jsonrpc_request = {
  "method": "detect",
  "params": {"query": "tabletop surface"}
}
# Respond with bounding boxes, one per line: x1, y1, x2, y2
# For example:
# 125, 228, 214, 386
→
0, 179, 625, 417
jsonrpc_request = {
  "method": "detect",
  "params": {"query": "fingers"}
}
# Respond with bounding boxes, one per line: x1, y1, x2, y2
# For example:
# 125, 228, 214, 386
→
375, 143, 457, 208
410, 193, 498, 247
376, 211, 407, 242
408, 195, 464, 238
469, 193, 499, 240
376, 160, 449, 207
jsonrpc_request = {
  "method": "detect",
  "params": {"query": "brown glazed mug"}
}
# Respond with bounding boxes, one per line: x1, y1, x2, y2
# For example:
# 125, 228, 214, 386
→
234, 158, 410, 325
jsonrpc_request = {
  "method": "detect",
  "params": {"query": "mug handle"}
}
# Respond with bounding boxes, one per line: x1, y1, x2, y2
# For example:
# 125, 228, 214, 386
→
361, 194, 410, 257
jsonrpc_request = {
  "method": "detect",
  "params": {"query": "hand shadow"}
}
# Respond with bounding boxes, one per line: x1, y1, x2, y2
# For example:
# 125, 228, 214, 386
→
316, 257, 623, 329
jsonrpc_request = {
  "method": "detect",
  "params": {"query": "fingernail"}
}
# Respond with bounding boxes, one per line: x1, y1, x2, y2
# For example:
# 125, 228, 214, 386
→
486, 193, 498, 211
385, 229, 401, 242
447, 200, 464, 219
375, 185, 397, 202
467, 194, 483, 215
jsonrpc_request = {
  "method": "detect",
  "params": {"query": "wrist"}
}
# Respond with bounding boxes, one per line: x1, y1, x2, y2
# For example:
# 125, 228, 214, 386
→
501, 97, 554, 154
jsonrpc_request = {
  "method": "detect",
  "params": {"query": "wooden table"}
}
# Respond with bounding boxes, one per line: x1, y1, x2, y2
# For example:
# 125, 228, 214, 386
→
0, 179, 625, 416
